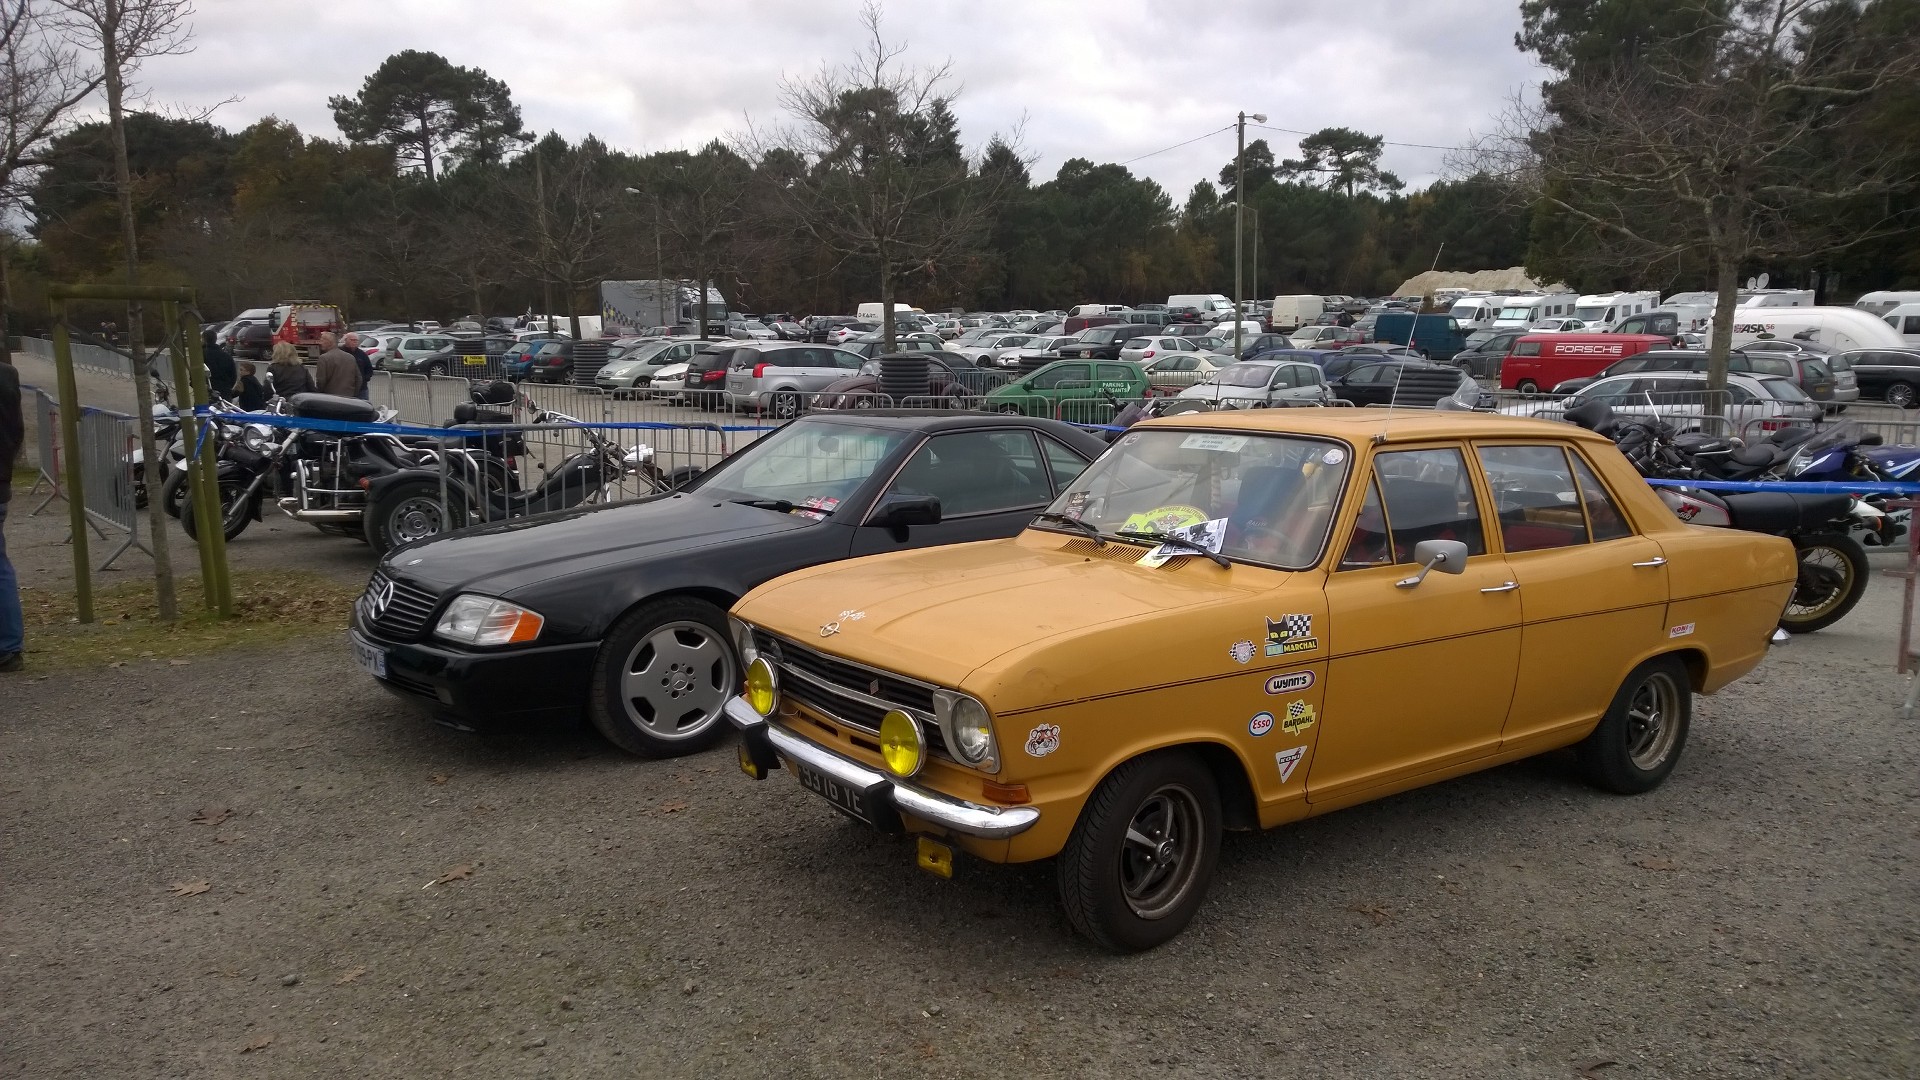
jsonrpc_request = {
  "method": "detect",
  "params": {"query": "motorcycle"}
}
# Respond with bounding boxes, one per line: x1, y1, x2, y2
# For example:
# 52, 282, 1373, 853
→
359, 401, 669, 555
1565, 401, 1874, 634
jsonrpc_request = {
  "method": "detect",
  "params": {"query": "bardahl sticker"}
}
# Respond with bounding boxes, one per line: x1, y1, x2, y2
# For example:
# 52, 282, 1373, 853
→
1024, 724, 1061, 758
1248, 712, 1275, 737
1281, 700, 1317, 736
1265, 670, 1315, 695
1274, 746, 1307, 783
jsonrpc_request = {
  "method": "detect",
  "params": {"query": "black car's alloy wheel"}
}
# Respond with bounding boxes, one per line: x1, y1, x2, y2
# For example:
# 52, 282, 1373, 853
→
589, 597, 738, 758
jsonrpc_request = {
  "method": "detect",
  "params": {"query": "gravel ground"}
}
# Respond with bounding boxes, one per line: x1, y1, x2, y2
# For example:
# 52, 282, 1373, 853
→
2, 351, 1916, 1078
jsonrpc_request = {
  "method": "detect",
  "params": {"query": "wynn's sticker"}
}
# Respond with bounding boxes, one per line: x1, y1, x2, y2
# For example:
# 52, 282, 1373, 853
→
1248, 712, 1275, 737
1280, 700, 1317, 736
1265, 671, 1315, 695
1229, 640, 1257, 666
1024, 724, 1061, 758
1275, 746, 1307, 783
1180, 433, 1249, 453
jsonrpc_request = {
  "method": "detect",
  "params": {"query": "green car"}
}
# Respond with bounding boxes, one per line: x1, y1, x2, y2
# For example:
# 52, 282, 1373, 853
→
983, 359, 1150, 421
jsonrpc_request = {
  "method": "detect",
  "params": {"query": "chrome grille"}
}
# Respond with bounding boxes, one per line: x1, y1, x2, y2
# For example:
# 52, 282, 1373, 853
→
754, 630, 950, 757
360, 572, 439, 641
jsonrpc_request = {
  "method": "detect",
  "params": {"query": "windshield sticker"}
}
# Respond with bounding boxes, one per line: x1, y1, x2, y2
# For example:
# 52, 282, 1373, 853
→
1122, 505, 1208, 534
1248, 711, 1275, 737
1322, 448, 1346, 465
1229, 640, 1257, 665
1265, 671, 1315, 695
1275, 746, 1307, 783
1266, 615, 1318, 656
1024, 724, 1061, 758
1063, 491, 1088, 521
1179, 433, 1250, 453
1281, 700, 1317, 735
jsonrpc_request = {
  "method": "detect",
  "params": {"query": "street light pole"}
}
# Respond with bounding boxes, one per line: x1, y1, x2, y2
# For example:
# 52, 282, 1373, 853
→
1234, 110, 1266, 359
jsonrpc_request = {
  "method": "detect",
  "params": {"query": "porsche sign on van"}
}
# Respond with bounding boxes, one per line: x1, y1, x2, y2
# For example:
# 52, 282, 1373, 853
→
1498, 333, 1670, 393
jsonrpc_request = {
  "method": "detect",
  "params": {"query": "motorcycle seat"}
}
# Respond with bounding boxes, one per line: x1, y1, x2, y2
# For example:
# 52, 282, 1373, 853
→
1718, 491, 1852, 533
450, 403, 514, 425
288, 393, 382, 423
1729, 443, 1784, 468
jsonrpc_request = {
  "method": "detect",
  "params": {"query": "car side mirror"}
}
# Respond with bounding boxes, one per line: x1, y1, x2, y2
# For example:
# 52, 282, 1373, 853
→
868, 493, 941, 528
1395, 539, 1470, 589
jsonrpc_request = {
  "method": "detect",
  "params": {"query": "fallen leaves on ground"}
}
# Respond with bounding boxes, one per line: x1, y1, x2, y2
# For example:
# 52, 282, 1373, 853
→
189, 807, 231, 826
212, 833, 244, 844
239, 1034, 274, 1054
425, 864, 473, 888
658, 800, 688, 814
1349, 902, 1392, 926
169, 880, 211, 897
1634, 857, 1679, 871
428, 774, 449, 785
335, 966, 367, 985
1580, 1060, 1619, 1077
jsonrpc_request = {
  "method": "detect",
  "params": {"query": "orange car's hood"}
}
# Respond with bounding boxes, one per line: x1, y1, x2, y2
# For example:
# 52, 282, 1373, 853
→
735, 532, 1293, 712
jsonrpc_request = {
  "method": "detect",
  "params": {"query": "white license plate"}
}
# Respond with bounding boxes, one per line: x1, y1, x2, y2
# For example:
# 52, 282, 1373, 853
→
350, 632, 387, 678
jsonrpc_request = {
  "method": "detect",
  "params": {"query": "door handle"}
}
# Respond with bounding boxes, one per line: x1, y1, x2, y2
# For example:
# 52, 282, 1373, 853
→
1632, 557, 1667, 568
1481, 581, 1519, 593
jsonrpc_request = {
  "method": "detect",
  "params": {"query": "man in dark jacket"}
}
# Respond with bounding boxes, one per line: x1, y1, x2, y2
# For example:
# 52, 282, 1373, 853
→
202, 328, 236, 401
0, 357, 24, 671
312, 333, 359, 397
342, 332, 373, 400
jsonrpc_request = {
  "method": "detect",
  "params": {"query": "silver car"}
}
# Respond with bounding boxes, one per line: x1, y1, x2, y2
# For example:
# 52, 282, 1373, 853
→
723, 343, 866, 418
1498, 371, 1821, 432
1175, 360, 1333, 407
1117, 335, 1204, 364
596, 339, 703, 397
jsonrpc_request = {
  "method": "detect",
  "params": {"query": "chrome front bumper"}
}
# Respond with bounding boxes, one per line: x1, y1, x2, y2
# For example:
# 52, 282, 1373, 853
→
725, 697, 1040, 839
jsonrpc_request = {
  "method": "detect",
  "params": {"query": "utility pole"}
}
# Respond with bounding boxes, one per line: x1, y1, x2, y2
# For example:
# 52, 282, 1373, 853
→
1234, 110, 1266, 359
1430, 241, 1445, 273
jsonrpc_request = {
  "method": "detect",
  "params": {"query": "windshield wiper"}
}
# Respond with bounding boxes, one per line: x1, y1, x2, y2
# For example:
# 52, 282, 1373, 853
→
1115, 529, 1231, 568
1033, 511, 1104, 546
730, 497, 795, 513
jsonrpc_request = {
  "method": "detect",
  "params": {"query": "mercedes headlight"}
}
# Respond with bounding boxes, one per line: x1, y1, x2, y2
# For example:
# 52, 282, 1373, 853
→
934, 690, 999, 772
730, 616, 759, 667
432, 594, 544, 646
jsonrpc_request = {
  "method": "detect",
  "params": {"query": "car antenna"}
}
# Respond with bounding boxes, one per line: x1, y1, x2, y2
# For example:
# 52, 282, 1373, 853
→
1375, 305, 1424, 444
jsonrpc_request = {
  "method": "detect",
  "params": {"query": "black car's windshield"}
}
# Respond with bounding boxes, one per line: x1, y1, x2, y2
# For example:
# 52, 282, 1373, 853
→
1039, 429, 1352, 569
693, 421, 914, 515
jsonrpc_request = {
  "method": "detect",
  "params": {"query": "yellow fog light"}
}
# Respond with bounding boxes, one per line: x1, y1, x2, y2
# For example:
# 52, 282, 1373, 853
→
744, 657, 778, 717
879, 709, 925, 777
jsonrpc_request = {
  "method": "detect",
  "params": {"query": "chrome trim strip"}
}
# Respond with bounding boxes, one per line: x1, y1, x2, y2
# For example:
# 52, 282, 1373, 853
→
778, 660, 931, 723
762, 631, 943, 696
726, 698, 1038, 839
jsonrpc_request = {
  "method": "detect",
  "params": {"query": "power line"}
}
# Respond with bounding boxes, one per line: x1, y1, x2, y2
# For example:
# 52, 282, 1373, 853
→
1251, 123, 1466, 153
1116, 125, 1233, 166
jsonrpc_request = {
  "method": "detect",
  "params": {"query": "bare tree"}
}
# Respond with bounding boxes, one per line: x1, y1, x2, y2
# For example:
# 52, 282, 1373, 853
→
0, 0, 101, 361
750, 3, 1017, 352
50, 0, 193, 620
1475, 0, 1919, 403
502, 136, 626, 338
649, 142, 752, 340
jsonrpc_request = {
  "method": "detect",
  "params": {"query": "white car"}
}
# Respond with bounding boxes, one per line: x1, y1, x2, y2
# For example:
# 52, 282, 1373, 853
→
1497, 371, 1821, 432
1528, 318, 1589, 333
984, 334, 1079, 370
1140, 353, 1222, 390
1117, 335, 1207, 364
1174, 360, 1333, 407
649, 361, 692, 403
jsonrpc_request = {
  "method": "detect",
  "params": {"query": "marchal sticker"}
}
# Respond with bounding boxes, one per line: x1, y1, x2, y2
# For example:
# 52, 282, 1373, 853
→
1265, 614, 1319, 657
1248, 712, 1275, 737
1229, 640, 1257, 665
1280, 699, 1317, 736
1024, 724, 1062, 758
1669, 622, 1696, 638
1265, 671, 1315, 696
1275, 746, 1307, 784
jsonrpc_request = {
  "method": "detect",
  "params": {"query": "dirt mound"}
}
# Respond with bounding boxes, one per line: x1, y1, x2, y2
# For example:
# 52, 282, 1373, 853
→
1394, 266, 1569, 297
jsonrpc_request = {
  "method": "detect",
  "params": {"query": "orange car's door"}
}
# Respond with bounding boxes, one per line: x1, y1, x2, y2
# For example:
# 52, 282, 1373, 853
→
1472, 443, 1670, 748
1311, 446, 1522, 808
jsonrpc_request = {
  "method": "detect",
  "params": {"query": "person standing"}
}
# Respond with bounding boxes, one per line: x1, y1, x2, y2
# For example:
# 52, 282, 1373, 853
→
202, 328, 237, 402
234, 362, 268, 411
312, 332, 359, 397
342, 332, 373, 400
266, 341, 315, 398
0, 356, 24, 672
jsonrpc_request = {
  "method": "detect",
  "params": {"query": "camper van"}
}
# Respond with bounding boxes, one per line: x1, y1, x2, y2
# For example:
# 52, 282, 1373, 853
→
1493, 292, 1579, 328
1714, 306, 1907, 353
1431, 287, 1473, 307
1857, 291, 1920, 317
1882, 303, 1920, 347
1739, 288, 1816, 308
1447, 294, 1510, 331
1573, 291, 1660, 327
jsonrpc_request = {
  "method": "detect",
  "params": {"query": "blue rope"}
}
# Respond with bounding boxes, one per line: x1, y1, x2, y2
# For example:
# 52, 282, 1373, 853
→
1645, 476, 1920, 495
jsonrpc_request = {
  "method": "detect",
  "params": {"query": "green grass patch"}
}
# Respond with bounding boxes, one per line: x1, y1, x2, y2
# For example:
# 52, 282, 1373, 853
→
11, 465, 35, 491
19, 569, 361, 670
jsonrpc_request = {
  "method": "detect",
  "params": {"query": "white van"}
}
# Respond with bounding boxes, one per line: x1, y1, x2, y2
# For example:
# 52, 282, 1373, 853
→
1574, 291, 1660, 326
1167, 293, 1233, 316
1267, 295, 1324, 332
857, 302, 914, 322
1445, 294, 1505, 331
1714, 306, 1907, 353
1493, 292, 1578, 328
1739, 288, 1815, 308
1856, 291, 1920, 317
1882, 303, 1920, 346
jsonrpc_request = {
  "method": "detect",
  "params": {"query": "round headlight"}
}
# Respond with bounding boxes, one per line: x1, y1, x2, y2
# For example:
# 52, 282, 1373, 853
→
744, 656, 778, 717
878, 709, 924, 777
243, 427, 269, 452
949, 696, 993, 763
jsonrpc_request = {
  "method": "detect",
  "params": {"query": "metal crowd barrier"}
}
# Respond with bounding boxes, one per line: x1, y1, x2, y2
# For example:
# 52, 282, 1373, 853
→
26, 387, 64, 514
1479, 388, 1737, 435
21, 383, 147, 566
19, 336, 136, 377
1739, 413, 1920, 446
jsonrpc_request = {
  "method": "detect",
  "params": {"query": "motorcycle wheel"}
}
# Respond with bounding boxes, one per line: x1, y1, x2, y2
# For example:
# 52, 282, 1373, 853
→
178, 477, 253, 542
159, 467, 190, 519
1779, 532, 1869, 634
363, 478, 466, 556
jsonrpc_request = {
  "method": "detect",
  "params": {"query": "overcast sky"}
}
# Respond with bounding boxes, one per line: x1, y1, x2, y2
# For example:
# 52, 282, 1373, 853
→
132, 0, 1545, 199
